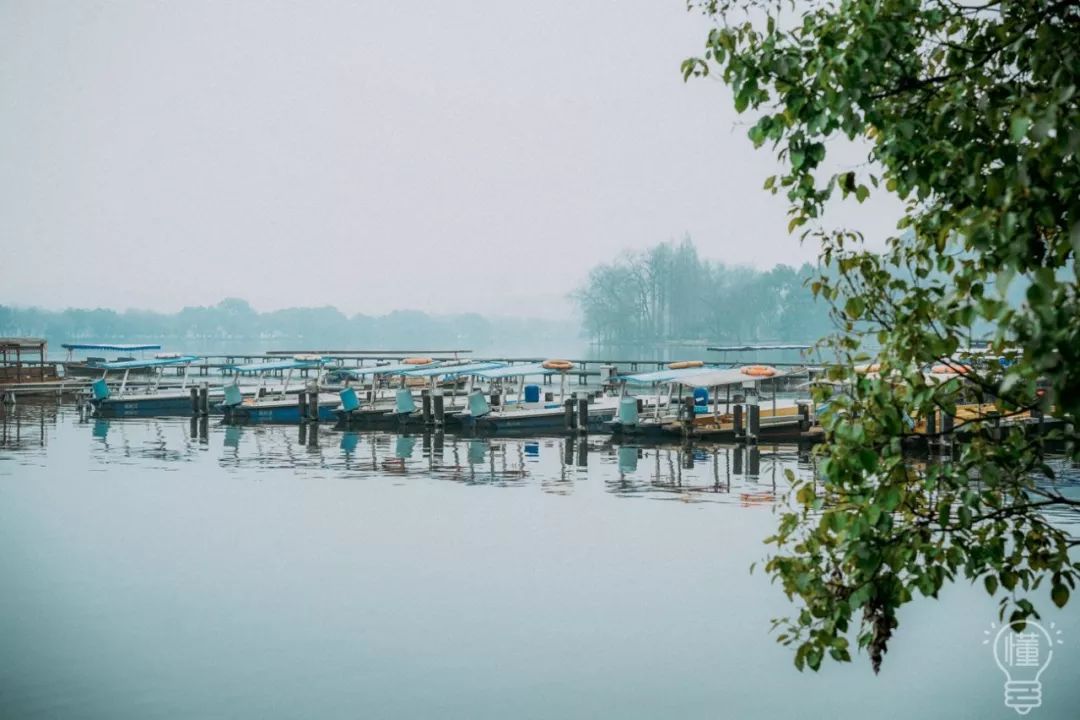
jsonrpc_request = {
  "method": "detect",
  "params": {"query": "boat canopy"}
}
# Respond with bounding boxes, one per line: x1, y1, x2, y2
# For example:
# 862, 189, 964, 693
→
96, 355, 200, 370
402, 361, 507, 379
229, 358, 332, 373
62, 343, 162, 351
620, 366, 721, 385
473, 362, 558, 379
350, 361, 446, 377
670, 366, 797, 389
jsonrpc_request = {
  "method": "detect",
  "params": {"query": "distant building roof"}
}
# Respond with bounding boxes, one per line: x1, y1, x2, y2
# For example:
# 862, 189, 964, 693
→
0, 337, 47, 351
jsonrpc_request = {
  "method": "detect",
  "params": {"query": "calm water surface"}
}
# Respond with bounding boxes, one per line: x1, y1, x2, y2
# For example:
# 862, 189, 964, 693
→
1, 402, 1078, 719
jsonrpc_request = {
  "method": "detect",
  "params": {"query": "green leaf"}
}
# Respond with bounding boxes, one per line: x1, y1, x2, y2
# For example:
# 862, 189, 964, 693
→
1010, 115, 1031, 142
1052, 583, 1069, 608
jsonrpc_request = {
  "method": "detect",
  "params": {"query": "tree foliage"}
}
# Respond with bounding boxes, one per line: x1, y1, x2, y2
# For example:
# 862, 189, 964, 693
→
685, 0, 1080, 672
573, 237, 831, 344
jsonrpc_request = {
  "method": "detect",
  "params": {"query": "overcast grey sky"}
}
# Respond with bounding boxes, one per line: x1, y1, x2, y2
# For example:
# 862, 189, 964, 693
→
1, 0, 899, 319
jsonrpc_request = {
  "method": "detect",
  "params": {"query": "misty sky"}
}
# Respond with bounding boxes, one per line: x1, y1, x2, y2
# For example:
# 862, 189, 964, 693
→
1, 1, 900, 319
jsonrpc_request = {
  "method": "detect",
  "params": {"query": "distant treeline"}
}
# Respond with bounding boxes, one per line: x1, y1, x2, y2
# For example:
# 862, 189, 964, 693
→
0, 299, 573, 351
572, 238, 832, 344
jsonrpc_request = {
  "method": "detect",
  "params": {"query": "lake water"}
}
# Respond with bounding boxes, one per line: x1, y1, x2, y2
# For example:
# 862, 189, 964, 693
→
1, 402, 1078, 719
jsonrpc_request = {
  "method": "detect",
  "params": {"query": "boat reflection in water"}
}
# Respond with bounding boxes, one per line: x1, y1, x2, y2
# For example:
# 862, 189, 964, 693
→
65, 406, 813, 504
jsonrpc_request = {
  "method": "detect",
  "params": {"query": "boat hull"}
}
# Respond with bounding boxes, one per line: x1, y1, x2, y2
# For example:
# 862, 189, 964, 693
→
461, 407, 617, 435
223, 402, 338, 424
91, 394, 207, 418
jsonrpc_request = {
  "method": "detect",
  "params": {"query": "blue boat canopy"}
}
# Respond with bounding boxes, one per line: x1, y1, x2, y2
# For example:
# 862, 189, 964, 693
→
229, 359, 333, 373
474, 362, 557, 379
96, 355, 200, 370
62, 343, 162, 351
403, 361, 507, 378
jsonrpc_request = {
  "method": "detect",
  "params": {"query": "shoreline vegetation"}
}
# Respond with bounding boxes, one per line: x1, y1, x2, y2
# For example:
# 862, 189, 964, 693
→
3, 238, 830, 352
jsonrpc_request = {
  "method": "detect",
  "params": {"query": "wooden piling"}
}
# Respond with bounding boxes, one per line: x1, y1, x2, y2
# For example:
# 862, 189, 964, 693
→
577, 396, 589, 434
433, 393, 445, 425
748, 404, 760, 442
307, 392, 320, 422
190, 387, 199, 414
198, 384, 209, 415
564, 398, 576, 431
298, 391, 308, 420
421, 390, 432, 425
733, 404, 744, 437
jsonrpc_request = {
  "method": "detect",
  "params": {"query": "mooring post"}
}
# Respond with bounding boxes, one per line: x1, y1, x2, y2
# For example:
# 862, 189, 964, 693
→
748, 404, 760, 443
683, 395, 695, 420
577, 395, 589, 434
564, 398, 576, 431
199, 383, 209, 415
190, 387, 199, 414
298, 391, 308, 420
733, 404, 744, 437
307, 391, 320, 422
797, 403, 809, 431
433, 393, 445, 426
421, 390, 432, 425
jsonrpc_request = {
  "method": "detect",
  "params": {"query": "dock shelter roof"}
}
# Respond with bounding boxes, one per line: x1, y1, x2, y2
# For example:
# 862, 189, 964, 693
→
61, 343, 162, 351
229, 358, 332, 373
403, 361, 507, 378
96, 355, 200, 370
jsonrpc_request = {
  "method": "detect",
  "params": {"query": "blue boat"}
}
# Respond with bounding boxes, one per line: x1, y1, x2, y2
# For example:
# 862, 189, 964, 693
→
220, 357, 339, 424
87, 354, 203, 417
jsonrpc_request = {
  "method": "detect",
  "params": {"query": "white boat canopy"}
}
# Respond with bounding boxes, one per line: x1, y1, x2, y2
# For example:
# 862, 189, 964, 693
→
349, 362, 446, 377
669, 366, 798, 389
620, 366, 722, 385
229, 358, 332, 374
473, 362, 559, 379
402, 361, 507, 379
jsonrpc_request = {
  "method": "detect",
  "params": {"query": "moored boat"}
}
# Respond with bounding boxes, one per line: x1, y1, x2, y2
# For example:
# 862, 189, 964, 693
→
87, 354, 203, 417
219, 356, 339, 423
62, 343, 164, 378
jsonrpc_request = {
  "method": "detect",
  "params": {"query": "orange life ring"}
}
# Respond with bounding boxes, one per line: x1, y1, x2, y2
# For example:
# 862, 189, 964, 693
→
402, 357, 433, 366
667, 360, 704, 370
542, 359, 574, 371
741, 365, 777, 378
931, 364, 970, 375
